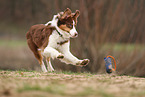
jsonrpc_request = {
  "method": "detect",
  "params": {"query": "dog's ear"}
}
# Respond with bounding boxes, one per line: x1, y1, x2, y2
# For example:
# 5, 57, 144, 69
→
57, 12, 64, 19
73, 10, 80, 24
61, 8, 72, 19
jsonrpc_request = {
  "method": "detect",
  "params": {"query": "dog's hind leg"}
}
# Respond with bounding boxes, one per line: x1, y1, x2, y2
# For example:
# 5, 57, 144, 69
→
36, 51, 48, 72
27, 39, 47, 72
46, 57, 54, 72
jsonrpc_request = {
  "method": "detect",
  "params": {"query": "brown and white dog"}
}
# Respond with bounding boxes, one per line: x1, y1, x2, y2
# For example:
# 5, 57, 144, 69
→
26, 8, 90, 72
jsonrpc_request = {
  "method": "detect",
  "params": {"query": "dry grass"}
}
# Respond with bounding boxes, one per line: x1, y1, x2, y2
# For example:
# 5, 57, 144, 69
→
0, 70, 145, 97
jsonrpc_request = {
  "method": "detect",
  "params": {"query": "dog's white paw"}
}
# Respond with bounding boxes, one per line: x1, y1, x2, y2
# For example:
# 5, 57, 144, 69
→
76, 59, 90, 66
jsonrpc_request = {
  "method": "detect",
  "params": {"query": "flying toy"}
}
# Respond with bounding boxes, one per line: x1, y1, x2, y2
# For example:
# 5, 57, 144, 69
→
104, 55, 116, 74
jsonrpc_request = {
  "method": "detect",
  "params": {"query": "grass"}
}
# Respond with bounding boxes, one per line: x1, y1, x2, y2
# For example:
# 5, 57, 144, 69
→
75, 87, 95, 96
18, 84, 97, 97
56, 70, 94, 76
131, 90, 145, 97
18, 84, 66, 95
97, 90, 114, 97
0, 70, 145, 97
17, 82, 113, 97
18, 84, 42, 92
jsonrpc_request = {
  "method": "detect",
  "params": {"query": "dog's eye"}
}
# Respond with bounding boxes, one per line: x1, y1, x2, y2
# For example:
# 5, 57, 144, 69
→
69, 24, 72, 27
67, 24, 73, 28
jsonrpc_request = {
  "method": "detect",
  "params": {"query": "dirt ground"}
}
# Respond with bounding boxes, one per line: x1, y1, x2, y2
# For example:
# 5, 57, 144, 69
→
0, 70, 145, 97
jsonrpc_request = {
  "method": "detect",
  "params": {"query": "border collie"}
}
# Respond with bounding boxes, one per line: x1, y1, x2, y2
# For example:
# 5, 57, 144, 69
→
26, 8, 90, 72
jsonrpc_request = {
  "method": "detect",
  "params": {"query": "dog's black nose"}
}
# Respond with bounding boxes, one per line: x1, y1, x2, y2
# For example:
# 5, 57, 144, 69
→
74, 33, 78, 37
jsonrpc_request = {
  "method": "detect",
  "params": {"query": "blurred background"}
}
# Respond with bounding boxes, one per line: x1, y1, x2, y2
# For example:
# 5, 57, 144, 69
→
0, 0, 144, 77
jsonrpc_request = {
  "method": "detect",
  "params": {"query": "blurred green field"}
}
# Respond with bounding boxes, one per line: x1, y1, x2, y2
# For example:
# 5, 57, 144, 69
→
0, 39, 27, 47
0, 39, 144, 51
0, 40, 145, 77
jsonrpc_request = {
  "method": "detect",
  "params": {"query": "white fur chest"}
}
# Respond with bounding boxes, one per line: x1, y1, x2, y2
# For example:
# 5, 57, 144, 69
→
43, 30, 70, 59
46, 30, 68, 49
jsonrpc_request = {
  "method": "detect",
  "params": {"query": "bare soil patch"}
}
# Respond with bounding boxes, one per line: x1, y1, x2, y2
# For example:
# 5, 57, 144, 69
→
0, 70, 145, 97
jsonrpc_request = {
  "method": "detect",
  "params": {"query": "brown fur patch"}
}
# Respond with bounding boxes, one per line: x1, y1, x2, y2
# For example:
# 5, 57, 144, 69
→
26, 24, 55, 64
59, 25, 71, 32
57, 16, 73, 32
26, 24, 55, 50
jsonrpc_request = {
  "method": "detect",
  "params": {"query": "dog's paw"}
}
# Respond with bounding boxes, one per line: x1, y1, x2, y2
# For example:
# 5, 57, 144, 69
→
57, 54, 64, 59
76, 59, 90, 67
80, 59, 90, 66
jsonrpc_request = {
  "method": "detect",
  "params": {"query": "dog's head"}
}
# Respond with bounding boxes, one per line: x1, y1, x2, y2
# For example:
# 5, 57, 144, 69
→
57, 8, 80, 38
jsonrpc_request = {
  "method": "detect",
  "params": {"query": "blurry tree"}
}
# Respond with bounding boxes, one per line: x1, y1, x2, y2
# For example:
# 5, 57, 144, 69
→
0, 0, 144, 43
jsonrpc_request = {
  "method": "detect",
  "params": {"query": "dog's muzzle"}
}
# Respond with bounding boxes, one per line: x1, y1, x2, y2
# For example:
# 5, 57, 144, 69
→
72, 32, 78, 38
69, 27, 78, 38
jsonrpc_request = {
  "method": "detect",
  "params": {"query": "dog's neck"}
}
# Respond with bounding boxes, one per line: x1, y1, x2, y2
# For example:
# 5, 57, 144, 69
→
55, 27, 63, 37
45, 15, 70, 39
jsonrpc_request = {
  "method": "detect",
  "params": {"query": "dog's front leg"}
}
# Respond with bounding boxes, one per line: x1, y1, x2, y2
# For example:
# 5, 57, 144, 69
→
43, 47, 64, 59
58, 42, 89, 66
62, 51, 89, 66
